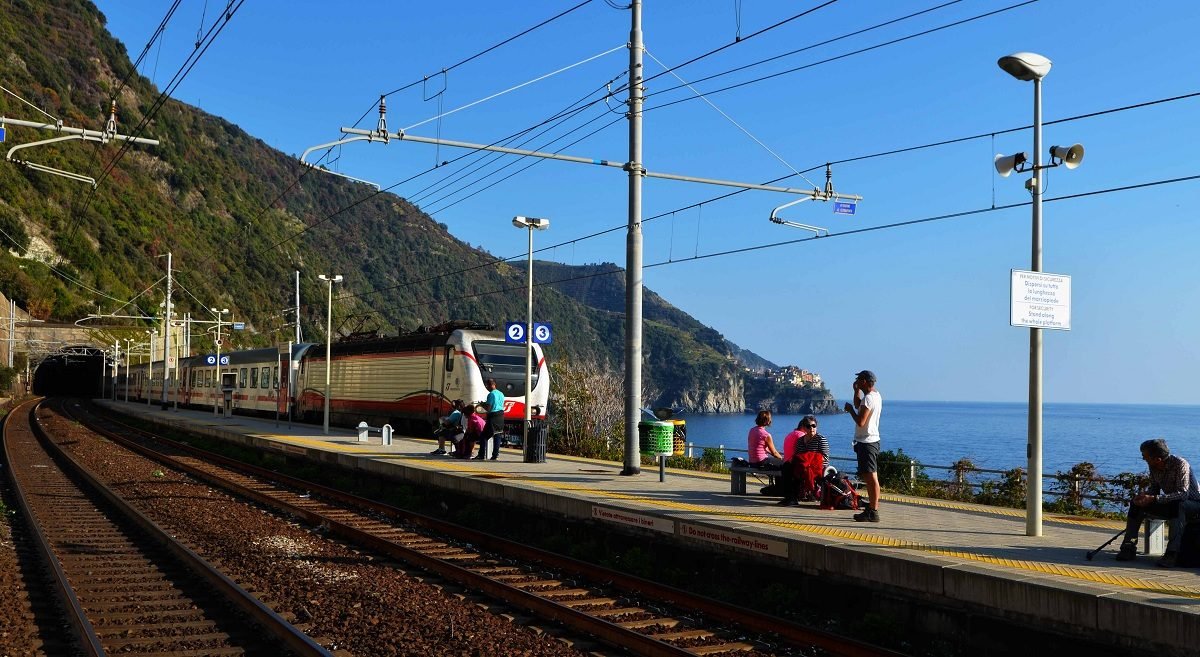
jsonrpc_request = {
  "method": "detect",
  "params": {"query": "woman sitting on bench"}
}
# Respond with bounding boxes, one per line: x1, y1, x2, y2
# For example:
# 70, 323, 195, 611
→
747, 410, 784, 469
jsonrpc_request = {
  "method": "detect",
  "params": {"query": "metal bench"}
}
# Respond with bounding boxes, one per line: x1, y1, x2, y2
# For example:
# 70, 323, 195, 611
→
730, 463, 782, 495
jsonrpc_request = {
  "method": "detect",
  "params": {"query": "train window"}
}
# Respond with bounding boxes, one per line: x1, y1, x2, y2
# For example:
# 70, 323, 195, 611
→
250, 367, 258, 388
445, 346, 455, 372
272, 366, 279, 390
262, 367, 271, 389
240, 368, 248, 388
204, 371, 210, 388
473, 341, 539, 389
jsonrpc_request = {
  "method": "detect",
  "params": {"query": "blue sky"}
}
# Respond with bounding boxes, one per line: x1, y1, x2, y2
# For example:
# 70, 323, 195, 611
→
91, 0, 1200, 404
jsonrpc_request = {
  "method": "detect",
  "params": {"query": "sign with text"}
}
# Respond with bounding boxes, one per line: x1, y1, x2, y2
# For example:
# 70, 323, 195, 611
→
591, 506, 673, 533
532, 322, 552, 344
678, 522, 788, 557
232, 322, 245, 330
833, 201, 857, 215
504, 322, 526, 344
1010, 270, 1071, 330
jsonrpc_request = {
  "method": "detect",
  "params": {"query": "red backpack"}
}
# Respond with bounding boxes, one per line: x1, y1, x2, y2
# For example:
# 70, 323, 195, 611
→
819, 469, 860, 511
792, 452, 825, 501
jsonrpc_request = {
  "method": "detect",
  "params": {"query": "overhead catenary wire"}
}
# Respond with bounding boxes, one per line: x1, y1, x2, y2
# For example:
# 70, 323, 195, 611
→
642, 0, 1037, 111
334, 87, 1200, 310
365, 172, 1200, 317
0, 84, 58, 122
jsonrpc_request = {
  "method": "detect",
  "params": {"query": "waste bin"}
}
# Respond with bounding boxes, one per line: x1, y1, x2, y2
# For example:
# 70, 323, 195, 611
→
669, 419, 687, 456
523, 418, 547, 463
638, 420, 674, 456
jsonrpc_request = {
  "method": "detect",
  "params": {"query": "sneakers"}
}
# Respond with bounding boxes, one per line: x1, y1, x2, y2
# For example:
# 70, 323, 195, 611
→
775, 498, 799, 507
1157, 551, 1178, 568
853, 508, 880, 523
1115, 543, 1137, 562
430, 448, 447, 455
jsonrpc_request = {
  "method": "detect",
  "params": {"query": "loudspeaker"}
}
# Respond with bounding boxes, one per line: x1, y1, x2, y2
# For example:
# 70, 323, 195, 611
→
1050, 143, 1085, 169
994, 152, 1027, 178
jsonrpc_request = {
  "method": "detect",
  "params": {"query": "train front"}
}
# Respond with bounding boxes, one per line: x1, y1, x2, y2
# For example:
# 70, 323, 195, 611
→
462, 332, 550, 441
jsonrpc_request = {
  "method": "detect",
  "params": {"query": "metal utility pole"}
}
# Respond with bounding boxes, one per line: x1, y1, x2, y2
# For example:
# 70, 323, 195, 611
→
295, 271, 302, 343
160, 252, 172, 409
622, 0, 644, 476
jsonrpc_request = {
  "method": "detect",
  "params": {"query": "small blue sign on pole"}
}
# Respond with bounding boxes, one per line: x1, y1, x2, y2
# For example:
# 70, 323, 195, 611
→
0, 126, 5, 143
220, 355, 230, 365
532, 322, 553, 344
833, 201, 857, 215
205, 355, 217, 365
504, 322, 526, 344
232, 322, 245, 330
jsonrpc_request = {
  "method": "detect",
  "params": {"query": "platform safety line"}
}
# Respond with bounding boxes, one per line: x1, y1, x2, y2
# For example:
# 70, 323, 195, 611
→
877, 494, 1125, 530
508, 478, 1200, 599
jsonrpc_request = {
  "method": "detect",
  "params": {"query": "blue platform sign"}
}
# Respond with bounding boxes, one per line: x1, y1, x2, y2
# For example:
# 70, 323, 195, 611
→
232, 322, 245, 330
205, 355, 217, 365
504, 322, 526, 344
533, 322, 553, 344
833, 201, 857, 215
0, 126, 5, 143
220, 355, 230, 365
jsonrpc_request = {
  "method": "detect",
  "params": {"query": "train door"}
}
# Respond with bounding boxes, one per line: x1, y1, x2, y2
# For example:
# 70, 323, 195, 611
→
276, 346, 289, 417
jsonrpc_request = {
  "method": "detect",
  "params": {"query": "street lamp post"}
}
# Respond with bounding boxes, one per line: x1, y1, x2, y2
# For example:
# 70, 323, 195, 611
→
211, 308, 229, 416
147, 329, 158, 406
318, 274, 343, 435
512, 216, 550, 463
123, 338, 132, 403
995, 52, 1084, 537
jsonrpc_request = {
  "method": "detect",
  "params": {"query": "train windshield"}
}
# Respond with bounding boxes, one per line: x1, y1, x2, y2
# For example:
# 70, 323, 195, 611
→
473, 341, 539, 395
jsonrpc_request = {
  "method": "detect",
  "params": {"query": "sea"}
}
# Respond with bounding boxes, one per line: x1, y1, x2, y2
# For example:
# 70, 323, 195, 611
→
675, 401, 1200, 479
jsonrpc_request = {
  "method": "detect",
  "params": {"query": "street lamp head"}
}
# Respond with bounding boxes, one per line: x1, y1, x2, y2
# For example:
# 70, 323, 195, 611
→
998, 52, 1051, 81
210, 307, 228, 315
318, 274, 344, 283
513, 215, 550, 230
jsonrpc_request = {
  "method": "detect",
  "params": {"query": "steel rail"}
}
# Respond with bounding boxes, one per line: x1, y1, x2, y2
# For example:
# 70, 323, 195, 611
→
82, 400, 904, 657
32, 399, 333, 657
2, 397, 104, 656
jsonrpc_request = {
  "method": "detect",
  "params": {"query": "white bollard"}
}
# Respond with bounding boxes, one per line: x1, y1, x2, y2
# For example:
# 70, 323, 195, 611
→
357, 421, 369, 443
382, 424, 393, 446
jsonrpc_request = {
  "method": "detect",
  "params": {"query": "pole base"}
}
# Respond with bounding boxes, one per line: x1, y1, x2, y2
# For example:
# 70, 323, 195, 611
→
619, 467, 641, 476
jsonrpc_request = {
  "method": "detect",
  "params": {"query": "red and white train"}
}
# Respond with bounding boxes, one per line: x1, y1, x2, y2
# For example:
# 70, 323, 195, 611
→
115, 322, 550, 435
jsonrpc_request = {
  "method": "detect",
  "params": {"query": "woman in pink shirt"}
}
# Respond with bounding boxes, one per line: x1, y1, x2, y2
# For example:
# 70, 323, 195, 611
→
747, 410, 784, 468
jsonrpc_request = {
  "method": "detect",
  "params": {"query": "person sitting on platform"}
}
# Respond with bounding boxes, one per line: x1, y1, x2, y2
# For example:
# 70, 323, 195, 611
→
777, 416, 831, 506
431, 400, 465, 455
747, 409, 784, 469
1115, 438, 1200, 567
454, 404, 486, 459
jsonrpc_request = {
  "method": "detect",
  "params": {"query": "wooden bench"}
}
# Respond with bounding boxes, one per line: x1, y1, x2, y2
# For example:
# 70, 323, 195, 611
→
730, 464, 782, 495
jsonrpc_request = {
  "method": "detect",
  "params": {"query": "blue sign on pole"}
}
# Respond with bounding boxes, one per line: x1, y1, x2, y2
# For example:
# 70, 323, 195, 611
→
220, 355, 230, 365
205, 355, 217, 365
0, 127, 5, 143
504, 322, 526, 344
232, 322, 245, 330
833, 201, 857, 215
532, 322, 553, 344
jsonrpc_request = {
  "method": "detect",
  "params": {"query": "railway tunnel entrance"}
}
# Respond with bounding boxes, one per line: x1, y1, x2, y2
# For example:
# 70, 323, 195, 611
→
32, 346, 107, 397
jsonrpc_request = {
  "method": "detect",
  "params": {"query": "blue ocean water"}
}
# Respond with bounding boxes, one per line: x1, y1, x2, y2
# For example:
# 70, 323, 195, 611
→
677, 401, 1200, 478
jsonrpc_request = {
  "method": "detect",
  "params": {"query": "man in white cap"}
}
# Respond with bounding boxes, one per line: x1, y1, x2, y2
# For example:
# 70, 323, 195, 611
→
844, 370, 882, 522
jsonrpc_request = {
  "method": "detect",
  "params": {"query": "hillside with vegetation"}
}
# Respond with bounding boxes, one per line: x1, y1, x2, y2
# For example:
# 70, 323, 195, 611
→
0, 0, 822, 413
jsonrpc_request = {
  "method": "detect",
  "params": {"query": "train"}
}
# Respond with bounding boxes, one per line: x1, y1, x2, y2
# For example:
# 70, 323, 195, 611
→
114, 321, 550, 436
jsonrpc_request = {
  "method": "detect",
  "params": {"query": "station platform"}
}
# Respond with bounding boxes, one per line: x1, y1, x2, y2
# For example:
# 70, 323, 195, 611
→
94, 399, 1199, 655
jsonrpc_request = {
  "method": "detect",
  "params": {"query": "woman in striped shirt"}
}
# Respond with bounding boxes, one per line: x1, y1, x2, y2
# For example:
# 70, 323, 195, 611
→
778, 415, 830, 505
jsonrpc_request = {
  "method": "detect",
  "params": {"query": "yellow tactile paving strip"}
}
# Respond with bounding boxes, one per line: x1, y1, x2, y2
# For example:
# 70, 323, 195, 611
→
172, 423, 1200, 600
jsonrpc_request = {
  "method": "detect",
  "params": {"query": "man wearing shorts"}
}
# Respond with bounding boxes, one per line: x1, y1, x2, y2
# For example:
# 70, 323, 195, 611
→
845, 370, 882, 523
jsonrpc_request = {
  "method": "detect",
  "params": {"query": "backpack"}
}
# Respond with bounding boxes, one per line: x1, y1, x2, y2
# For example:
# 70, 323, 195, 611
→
792, 452, 825, 501
819, 468, 860, 511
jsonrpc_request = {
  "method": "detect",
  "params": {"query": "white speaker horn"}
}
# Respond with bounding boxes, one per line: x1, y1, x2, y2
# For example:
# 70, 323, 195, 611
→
1050, 144, 1085, 169
994, 152, 1027, 178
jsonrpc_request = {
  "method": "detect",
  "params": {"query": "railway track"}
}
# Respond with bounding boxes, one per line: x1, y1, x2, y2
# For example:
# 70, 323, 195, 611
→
1, 398, 332, 656
71, 399, 908, 657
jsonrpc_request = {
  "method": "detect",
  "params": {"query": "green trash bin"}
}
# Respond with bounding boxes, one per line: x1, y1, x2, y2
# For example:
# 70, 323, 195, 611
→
638, 420, 674, 456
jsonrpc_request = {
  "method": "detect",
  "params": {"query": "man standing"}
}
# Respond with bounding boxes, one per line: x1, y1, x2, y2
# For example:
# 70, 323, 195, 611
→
1115, 438, 1200, 566
844, 370, 882, 523
477, 378, 506, 460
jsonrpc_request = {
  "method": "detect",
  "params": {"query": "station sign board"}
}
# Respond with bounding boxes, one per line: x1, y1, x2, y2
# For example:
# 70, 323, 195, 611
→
833, 201, 857, 215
